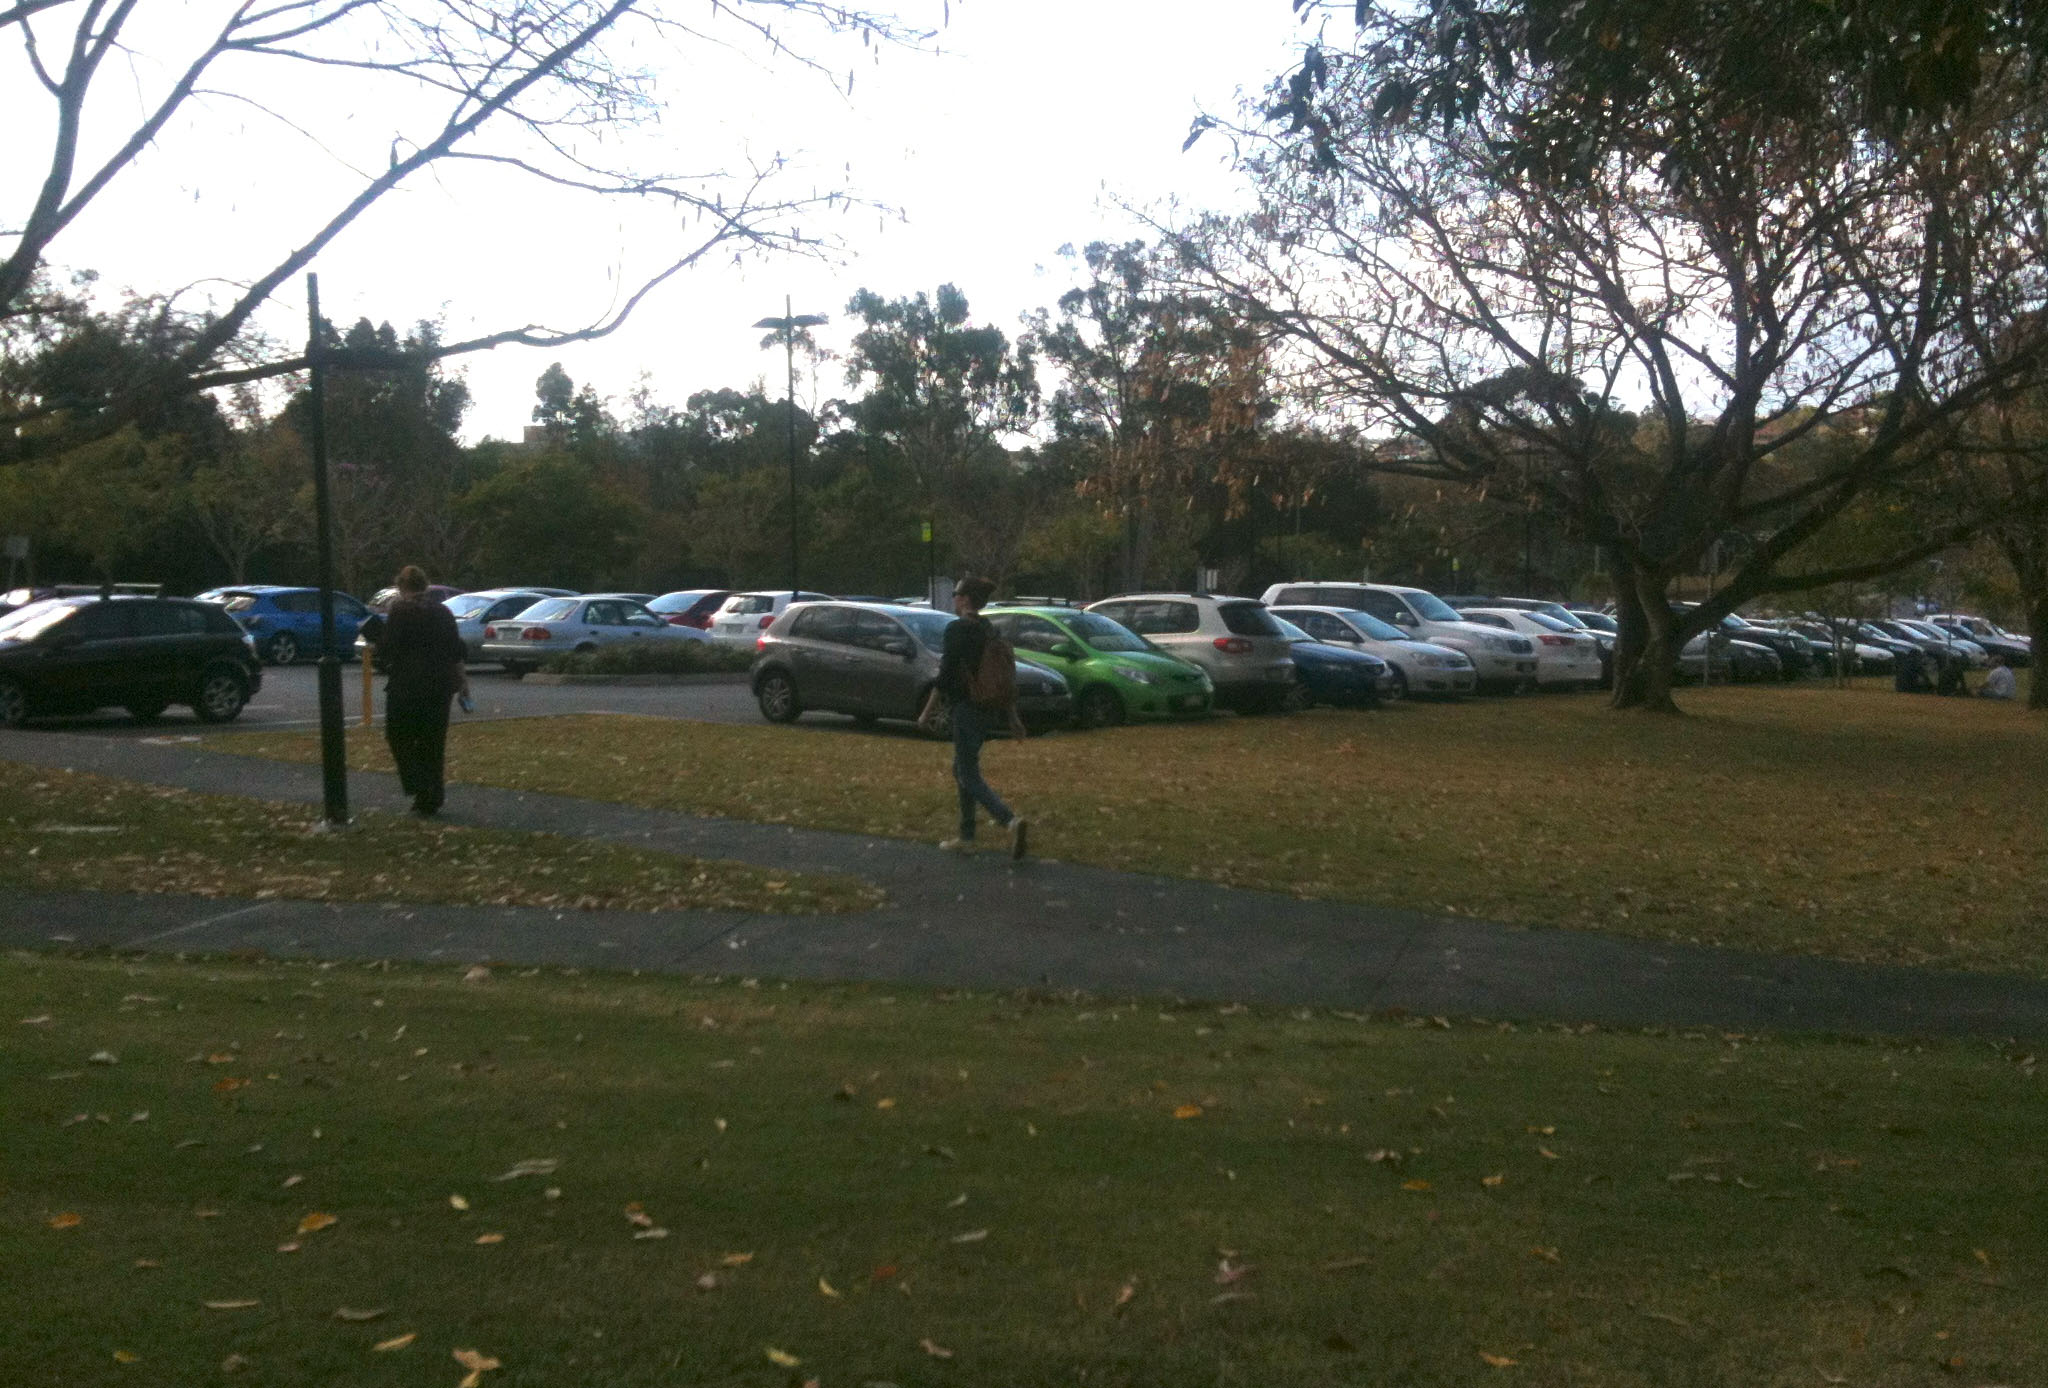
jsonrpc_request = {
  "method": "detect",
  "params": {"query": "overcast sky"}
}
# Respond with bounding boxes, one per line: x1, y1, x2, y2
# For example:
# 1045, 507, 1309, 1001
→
7, 1, 1318, 442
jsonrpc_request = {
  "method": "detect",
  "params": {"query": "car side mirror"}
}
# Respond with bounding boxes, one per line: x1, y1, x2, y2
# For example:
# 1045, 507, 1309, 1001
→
1049, 640, 1083, 659
1393, 612, 1417, 627
882, 637, 914, 658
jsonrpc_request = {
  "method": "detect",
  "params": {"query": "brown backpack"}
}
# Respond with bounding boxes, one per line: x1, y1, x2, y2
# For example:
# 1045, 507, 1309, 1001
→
966, 622, 1017, 711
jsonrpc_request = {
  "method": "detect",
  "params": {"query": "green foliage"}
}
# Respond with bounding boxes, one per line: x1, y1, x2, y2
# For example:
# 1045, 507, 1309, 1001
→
458, 456, 647, 592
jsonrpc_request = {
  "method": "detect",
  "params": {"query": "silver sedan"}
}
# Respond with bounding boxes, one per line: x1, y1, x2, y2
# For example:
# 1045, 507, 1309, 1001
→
479, 594, 705, 676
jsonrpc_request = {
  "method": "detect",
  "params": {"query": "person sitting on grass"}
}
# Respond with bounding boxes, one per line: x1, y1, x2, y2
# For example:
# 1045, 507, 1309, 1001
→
1980, 653, 2017, 700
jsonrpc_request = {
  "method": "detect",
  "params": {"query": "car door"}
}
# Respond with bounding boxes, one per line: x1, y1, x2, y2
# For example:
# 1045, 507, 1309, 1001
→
783, 605, 861, 708
619, 604, 668, 647
994, 613, 1078, 681
37, 601, 138, 711
845, 609, 924, 715
580, 601, 624, 648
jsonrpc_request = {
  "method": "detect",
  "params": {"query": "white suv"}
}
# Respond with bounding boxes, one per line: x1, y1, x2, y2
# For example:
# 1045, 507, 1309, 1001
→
1259, 582, 1538, 688
707, 590, 837, 646
1084, 593, 1296, 713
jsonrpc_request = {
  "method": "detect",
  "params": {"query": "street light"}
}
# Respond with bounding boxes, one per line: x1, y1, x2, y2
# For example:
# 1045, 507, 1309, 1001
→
753, 298, 828, 597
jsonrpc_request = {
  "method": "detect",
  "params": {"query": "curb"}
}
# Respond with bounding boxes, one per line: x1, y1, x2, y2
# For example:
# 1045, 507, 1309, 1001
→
524, 671, 751, 687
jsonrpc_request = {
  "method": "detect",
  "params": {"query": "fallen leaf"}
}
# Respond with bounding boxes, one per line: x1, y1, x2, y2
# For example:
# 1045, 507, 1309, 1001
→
876, 1097, 896, 1110
1114, 1280, 1138, 1310
695, 1272, 719, 1291
920, 1338, 955, 1359
765, 1347, 801, 1368
89, 1050, 118, 1065
818, 1277, 841, 1298
871, 1264, 898, 1281
453, 1347, 501, 1388
1529, 1246, 1562, 1263
371, 1332, 416, 1352
632, 1228, 668, 1240
1173, 1104, 1203, 1119
113, 1349, 140, 1364
133, 1259, 161, 1270
1215, 1259, 1254, 1285
276, 1241, 301, 1254
282, 1174, 304, 1189
48, 1212, 83, 1230
950, 1228, 989, 1244
1211, 1290, 1257, 1305
1482, 1173, 1506, 1188
1480, 1351, 1518, 1367
1401, 1179, 1433, 1192
1526, 1125, 1555, 1136
203, 1299, 260, 1311
221, 1353, 252, 1373
624, 1203, 654, 1228
212, 1077, 249, 1093
448, 1194, 470, 1211
720, 1252, 754, 1267
463, 965, 491, 983
1320, 1255, 1372, 1273
1538, 1147, 1560, 1160
333, 1307, 388, 1322
475, 1233, 505, 1245
296, 1212, 338, 1235
492, 1158, 557, 1181
194, 1208, 221, 1220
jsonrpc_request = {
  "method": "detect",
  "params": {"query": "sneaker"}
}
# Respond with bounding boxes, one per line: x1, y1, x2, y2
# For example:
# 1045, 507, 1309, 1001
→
1007, 816, 1029, 860
938, 837, 976, 854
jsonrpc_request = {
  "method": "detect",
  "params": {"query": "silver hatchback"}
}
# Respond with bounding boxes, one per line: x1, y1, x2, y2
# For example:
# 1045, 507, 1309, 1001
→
1083, 593, 1296, 713
749, 601, 1072, 734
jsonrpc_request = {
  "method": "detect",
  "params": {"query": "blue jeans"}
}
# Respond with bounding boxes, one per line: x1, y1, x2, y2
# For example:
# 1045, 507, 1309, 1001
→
950, 701, 1014, 839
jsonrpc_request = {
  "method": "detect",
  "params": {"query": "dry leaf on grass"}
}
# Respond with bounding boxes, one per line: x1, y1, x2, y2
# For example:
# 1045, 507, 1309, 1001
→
817, 1277, 840, 1299
1401, 1179, 1433, 1192
475, 1233, 505, 1245
48, 1212, 82, 1229
448, 1194, 470, 1211
764, 1347, 801, 1368
112, 1349, 140, 1364
492, 1158, 557, 1181
371, 1332, 416, 1352
296, 1212, 338, 1235
1114, 1280, 1137, 1311
1215, 1260, 1254, 1285
203, 1299, 260, 1310
1480, 1351, 1519, 1367
920, 1338, 954, 1359
1172, 1104, 1203, 1119
632, 1228, 668, 1240
1530, 1247, 1562, 1264
950, 1228, 989, 1244
1482, 1174, 1506, 1188
721, 1252, 754, 1267
624, 1203, 654, 1228
333, 1307, 387, 1322
453, 1347, 501, 1387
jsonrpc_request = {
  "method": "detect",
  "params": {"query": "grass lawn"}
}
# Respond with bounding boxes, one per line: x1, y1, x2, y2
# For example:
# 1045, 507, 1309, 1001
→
4, 952, 2042, 1387
219, 682, 2048, 977
0, 761, 879, 915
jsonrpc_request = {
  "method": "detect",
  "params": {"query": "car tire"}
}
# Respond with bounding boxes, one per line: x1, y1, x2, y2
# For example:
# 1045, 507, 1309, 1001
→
192, 665, 249, 723
0, 677, 27, 728
126, 702, 169, 724
756, 670, 801, 723
1078, 685, 1125, 729
267, 631, 299, 666
1384, 668, 1408, 702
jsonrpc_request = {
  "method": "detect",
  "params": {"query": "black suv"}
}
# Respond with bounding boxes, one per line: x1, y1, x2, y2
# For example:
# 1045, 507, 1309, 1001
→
0, 596, 263, 727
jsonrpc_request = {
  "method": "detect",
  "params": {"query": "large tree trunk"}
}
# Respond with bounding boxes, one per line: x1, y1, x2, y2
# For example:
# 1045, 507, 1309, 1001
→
1609, 561, 1683, 713
1994, 530, 2048, 711
2028, 587, 2048, 711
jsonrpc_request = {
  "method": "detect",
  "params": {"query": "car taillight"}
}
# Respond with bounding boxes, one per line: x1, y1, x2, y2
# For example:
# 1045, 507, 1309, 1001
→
755, 635, 769, 651
1213, 637, 1253, 654
758, 615, 774, 629
682, 613, 713, 629
482, 625, 498, 640
1538, 633, 1570, 646
521, 626, 553, 641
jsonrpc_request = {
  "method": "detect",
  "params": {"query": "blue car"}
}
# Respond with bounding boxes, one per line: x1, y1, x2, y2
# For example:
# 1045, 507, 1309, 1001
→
195, 585, 370, 666
1273, 617, 1392, 708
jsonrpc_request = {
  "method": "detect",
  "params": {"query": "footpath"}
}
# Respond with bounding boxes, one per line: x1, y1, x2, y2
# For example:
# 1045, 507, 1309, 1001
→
4, 728, 2047, 1039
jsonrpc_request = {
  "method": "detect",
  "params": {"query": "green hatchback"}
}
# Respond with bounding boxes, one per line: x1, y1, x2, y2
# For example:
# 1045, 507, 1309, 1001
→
986, 606, 1214, 727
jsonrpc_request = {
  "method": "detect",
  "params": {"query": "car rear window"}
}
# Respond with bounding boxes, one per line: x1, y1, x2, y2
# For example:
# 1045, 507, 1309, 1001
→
522, 598, 577, 622
1119, 601, 1199, 635
445, 594, 495, 618
729, 595, 775, 616
1218, 601, 1282, 637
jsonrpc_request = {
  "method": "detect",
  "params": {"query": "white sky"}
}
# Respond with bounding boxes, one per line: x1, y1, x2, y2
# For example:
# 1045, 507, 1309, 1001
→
6, 1, 1318, 442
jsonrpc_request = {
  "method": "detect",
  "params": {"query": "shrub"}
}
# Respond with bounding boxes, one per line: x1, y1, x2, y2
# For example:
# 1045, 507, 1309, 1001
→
539, 641, 753, 676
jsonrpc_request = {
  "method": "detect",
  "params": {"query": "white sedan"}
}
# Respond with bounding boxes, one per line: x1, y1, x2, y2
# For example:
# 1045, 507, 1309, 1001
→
478, 594, 704, 676
1267, 605, 1476, 698
1458, 607, 1604, 689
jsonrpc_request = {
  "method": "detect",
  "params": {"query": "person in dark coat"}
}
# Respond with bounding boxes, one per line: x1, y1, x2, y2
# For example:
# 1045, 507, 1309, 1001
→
377, 565, 468, 815
919, 575, 1028, 858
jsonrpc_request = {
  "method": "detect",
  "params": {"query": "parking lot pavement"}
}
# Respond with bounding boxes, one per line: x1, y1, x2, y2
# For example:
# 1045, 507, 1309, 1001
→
10, 663, 764, 739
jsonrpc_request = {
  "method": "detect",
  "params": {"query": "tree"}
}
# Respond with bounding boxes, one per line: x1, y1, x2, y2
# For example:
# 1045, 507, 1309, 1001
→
460, 456, 646, 591
2, 1, 924, 456
1181, 5, 2048, 710
841, 284, 1039, 578
187, 415, 305, 583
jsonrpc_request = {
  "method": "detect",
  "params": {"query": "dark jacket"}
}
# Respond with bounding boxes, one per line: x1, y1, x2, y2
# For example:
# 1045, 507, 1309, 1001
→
938, 615, 992, 707
380, 594, 464, 701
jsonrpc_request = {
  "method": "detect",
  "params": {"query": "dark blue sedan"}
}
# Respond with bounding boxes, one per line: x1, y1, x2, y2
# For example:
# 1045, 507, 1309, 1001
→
1273, 617, 1392, 708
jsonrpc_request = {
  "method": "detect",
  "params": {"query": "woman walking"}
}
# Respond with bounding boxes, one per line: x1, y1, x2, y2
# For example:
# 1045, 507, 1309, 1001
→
377, 565, 468, 816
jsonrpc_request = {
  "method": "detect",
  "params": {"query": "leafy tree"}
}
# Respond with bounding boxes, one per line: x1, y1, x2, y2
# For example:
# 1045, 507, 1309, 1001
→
460, 456, 647, 592
1182, 6, 2048, 710
841, 284, 1039, 578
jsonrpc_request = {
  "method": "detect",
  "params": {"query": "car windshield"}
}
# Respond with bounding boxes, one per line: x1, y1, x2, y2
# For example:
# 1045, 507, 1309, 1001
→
1331, 608, 1407, 642
1064, 611, 1148, 653
1524, 611, 1574, 632
1403, 590, 1462, 623
0, 602, 78, 642
218, 594, 259, 613
897, 609, 955, 652
1273, 617, 1316, 643
522, 598, 578, 622
1217, 601, 1283, 637
1574, 612, 1618, 633
444, 594, 495, 618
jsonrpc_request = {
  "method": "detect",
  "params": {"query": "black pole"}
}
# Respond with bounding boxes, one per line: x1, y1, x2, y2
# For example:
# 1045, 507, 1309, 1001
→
784, 293, 799, 599
304, 274, 349, 827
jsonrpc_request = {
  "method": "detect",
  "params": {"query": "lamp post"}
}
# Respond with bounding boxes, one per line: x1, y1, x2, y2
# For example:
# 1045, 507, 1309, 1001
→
753, 298, 828, 598
304, 274, 348, 828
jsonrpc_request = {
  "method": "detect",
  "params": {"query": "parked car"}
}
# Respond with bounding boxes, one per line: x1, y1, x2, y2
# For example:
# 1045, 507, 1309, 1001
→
1923, 617, 2029, 666
1925, 612, 2030, 658
367, 583, 465, 611
1270, 617, 1392, 707
1678, 632, 1781, 682
477, 594, 698, 676
1267, 605, 1475, 699
749, 601, 1073, 734
646, 589, 732, 631
1871, 618, 1987, 669
1084, 593, 1297, 713
1, 582, 160, 616
1259, 582, 1539, 689
0, 596, 262, 727
434, 589, 573, 662
195, 584, 370, 665
985, 605, 1213, 726
1458, 608, 1604, 689
707, 590, 837, 646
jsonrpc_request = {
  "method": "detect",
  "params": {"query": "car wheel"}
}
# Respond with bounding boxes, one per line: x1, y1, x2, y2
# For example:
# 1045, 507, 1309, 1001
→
756, 671, 801, 723
192, 665, 249, 723
1384, 668, 1408, 701
267, 631, 299, 666
126, 702, 169, 724
0, 677, 27, 728
1078, 685, 1125, 729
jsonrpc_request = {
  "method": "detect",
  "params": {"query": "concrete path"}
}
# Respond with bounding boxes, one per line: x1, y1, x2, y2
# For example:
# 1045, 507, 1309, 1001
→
5, 727, 2047, 1040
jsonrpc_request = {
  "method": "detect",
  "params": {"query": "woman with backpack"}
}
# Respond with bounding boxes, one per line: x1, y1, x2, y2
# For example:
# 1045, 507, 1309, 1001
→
919, 575, 1029, 858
